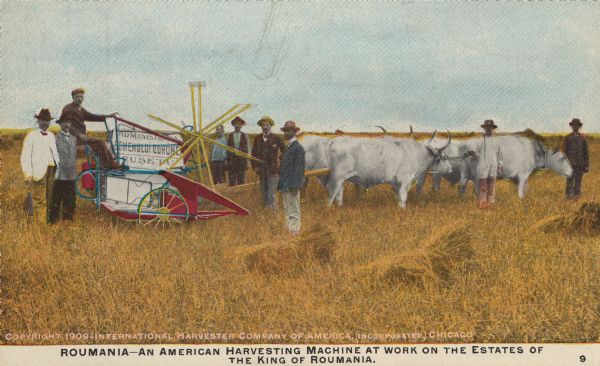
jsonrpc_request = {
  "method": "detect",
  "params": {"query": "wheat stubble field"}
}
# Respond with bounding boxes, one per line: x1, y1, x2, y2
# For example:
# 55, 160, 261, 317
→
0, 130, 598, 345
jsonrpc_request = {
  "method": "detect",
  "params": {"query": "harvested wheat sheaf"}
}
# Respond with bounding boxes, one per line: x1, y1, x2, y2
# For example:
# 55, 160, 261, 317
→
241, 243, 302, 276
295, 224, 337, 264
362, 226, 473, 287
425, 226, 473, 284
241, 224, 337, 276
533, 201, 600, 235
532, 215, 570, 233
361, 253, 434, 287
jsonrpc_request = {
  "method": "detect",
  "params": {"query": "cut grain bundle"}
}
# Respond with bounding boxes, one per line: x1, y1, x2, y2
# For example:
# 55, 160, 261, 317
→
570, 202, 600, 234
531, 214, 570, 234
295, 224, 337, 265
239, 225, 338, 277
360, 225, 472, 287
239, 243, 302, 277
532, 201, 600, 235
423, 226, 473, 285
360, 253, 434, 287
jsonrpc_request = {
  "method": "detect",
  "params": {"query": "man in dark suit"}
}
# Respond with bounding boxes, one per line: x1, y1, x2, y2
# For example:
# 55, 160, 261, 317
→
226, 116, 249, 186
252, 116, 285, 208
562, 118, 589, 200
278, 121, 305, 236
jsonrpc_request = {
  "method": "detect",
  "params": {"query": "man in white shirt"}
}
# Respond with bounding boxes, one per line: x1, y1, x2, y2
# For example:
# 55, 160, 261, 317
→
21, 108, 60, 222
473, 119, 503, 209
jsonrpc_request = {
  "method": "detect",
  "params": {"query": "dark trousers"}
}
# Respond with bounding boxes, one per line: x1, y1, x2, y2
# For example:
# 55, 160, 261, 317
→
211, 161, 227, 184
49, 180, 76, 223
566, 169, 585, 198
228, 168, 246, 186
83, 139, 118, 168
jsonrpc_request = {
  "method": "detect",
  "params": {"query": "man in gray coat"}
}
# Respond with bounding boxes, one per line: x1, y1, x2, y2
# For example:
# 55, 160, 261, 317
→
562, 118, 589, 200
49, 118, 78, 223
278, 121, 305, 236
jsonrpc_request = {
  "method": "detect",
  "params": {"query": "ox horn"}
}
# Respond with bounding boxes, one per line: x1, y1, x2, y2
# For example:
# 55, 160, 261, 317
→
428, 130, 437, 142
439, 130, 452, 151
375, 125, 388, 134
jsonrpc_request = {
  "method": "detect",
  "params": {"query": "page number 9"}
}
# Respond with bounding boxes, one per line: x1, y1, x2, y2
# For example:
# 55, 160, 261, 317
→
579, 355, 586, 363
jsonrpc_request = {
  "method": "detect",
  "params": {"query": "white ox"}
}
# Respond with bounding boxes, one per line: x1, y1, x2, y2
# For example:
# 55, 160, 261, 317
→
417, 135, 573, 198
415, 138, 477, 197
300, 134, 335, 187
325, 132, 453, 208
300, 134, 368, 205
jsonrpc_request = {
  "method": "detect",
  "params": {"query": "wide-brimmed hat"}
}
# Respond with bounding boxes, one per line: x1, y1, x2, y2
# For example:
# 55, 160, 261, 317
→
481, 119, 498, 129
569, 118, 582, 127
257, 116, 274, 127
34, 108, 53, 121
56, 118, 72, 124
280, 120, 300, 132
71, 88, 86, 96
231, 116, 246, 126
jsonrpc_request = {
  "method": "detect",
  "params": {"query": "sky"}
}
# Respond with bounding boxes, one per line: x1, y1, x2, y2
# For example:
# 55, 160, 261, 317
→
1, 2, 599, 134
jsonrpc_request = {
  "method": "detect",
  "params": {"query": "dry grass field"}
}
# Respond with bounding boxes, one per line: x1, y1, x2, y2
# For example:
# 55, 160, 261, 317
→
0, 129, 599, 345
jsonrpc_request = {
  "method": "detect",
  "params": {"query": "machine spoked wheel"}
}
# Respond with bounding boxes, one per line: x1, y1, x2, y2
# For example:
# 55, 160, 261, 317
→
137, 187, 189, 227
75, 170, 98, 200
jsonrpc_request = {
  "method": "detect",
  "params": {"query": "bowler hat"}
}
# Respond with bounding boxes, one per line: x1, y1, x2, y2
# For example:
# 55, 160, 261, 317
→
281, 120, 300, 132
569, 118, 582, 127
71, 88, 86, 96
481, 119, 498, 129
231, 116, 246, 126
257, 116, 275, 127
34, 108, 53, 121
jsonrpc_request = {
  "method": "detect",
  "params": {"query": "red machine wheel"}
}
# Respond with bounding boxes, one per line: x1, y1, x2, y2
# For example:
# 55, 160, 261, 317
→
137, 187, 189, 227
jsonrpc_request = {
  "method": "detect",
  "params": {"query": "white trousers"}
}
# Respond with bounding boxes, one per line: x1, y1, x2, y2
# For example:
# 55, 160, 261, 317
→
281, 189, 301, 234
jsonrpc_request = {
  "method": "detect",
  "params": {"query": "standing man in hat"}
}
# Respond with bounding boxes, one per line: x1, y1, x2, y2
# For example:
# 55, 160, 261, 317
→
49, 118, 78, 223
210, 125, 228, 184
252, 116, 285, 208
561, 118, 589, 200
226, 116, 249, 186
472, 119, 503, 209
59, 88, 120, 169
20, 108, 60, 223
278, 121, 305, 236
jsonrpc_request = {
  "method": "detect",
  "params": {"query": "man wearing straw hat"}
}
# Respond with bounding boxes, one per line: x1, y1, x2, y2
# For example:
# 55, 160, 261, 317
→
278, 120, 305, 236
20, 108, 60, 223
252, 116, 285, 208
561, 118, 589, 200
472, 119, 503, 209
59, 88, 120, 169
226, 116, 249, 186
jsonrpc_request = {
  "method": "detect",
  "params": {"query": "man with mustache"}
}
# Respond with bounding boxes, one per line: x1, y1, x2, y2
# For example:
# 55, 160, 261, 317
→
21, 108, 60, 223
49, 118, 78, 223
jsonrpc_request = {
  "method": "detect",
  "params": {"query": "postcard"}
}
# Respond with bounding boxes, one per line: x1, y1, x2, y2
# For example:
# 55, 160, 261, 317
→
0, 2, 598, 365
